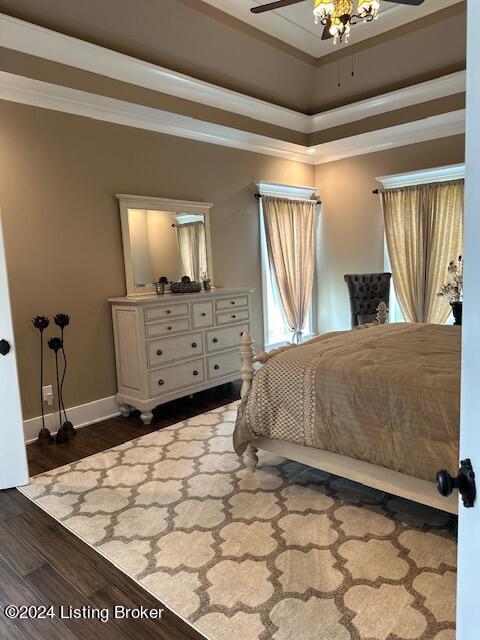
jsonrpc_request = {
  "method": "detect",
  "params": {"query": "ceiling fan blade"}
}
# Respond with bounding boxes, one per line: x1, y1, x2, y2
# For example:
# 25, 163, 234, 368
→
251, 0, 307, 14
385, 0, 426, 5
321, 19, 334, 40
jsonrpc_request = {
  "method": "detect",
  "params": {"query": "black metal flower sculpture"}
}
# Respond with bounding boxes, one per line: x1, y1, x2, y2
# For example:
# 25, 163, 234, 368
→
54, 313, 75, 438
54, 313, 70, 329
47, 336, 62, 352
33, 315, 50, 332
48, 336, 69, 444
32, 315, 53, 445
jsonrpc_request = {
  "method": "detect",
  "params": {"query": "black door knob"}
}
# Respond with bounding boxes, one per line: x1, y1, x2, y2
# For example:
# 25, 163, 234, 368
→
201, 312, 206, 317
231, 315, 236, 319
192, 342, 197, 348
213, 338, 218, 343
167, 326, 172, 331
436, 458, 476, 508
156, 349, 163, 356
158, 379, 165, 386
0, 339, 10, 356
214, 364, 220, 370
193, 370, 199, 376
166, 309, 171, 314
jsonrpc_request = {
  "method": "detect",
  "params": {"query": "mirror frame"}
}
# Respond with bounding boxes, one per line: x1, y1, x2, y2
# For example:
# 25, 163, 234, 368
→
116, 194, 214, 296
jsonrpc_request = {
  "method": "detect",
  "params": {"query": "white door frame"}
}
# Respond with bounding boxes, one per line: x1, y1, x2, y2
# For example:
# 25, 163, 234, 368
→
0, 209, 28, 490
456, 2, 480, 637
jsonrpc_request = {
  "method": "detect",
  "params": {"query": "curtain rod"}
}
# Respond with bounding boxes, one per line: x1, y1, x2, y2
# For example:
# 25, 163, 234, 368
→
255, 193, 322, 205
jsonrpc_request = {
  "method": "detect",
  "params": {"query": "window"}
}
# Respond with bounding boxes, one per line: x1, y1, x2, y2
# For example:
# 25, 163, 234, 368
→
378, 164, 464, 325
256, 182, 318, 350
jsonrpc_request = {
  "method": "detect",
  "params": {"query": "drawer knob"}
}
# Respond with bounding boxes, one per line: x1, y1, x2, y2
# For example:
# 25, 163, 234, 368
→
158, 379, 165, 386
232, 315, 236, 319
156, 349, 163, 356
212, 337, 218, 343
192, 342, 198, 348
167, 326, 172, 331
201, 312, 206, 317
214, 364, 220, 370
166, 310, 171, 314
231, 301, 235, 305
193, 370, 199, 376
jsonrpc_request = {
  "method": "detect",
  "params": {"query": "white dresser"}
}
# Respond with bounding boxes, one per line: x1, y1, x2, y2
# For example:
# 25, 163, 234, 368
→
109, 288, 253, 424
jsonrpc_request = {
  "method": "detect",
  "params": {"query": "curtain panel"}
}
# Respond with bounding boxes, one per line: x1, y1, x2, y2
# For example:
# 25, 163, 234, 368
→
177, 222, 207, 282
262, 196, 317, 342
381, 180, 464, 324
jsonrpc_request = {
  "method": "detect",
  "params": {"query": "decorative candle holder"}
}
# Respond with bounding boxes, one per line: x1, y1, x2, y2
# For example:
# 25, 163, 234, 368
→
32, 315, 53, 445
54, 313, 76, 438
48, 337, 69, 444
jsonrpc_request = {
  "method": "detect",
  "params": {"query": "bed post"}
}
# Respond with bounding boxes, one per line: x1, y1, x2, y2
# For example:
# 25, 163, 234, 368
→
240, 330, 255, 399
239, 330, 258, 473
377, 302, 388, 325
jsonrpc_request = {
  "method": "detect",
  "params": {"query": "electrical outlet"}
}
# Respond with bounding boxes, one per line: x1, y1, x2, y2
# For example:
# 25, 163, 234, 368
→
42, 385, 54, 407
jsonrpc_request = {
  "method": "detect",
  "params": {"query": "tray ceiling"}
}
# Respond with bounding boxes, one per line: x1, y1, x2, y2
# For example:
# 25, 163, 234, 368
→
202, 0, 463, 57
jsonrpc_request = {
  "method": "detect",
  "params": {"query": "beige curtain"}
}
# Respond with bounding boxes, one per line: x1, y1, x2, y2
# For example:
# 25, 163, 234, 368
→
262, 196, 317, 342
381, 180, 464, 324
177, 222, 207, 282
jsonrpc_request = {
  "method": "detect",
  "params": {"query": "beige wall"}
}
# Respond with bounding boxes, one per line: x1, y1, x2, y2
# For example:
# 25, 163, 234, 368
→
0, 98, 466, 422
315, 135, 465, 334
0, 100, 313, 419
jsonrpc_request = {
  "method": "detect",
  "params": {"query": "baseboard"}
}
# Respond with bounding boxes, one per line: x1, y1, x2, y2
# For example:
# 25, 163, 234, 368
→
23, 396, 121, 444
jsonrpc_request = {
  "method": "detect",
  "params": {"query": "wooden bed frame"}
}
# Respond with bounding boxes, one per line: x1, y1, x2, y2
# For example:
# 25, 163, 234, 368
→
238, 308, 458, 515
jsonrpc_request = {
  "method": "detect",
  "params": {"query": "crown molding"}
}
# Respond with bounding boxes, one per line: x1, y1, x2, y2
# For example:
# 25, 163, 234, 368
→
311, 110, 465, 164
0, 13, 308, 133
0, 13, 466, 136
0, 72, 465, 166
256, 182, 318, 199
309, 71, 466, 133
376, 163, 465, 189
0, 71, 312, 164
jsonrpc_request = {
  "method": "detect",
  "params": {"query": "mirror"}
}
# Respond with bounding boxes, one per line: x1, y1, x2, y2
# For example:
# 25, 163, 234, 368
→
117, 195, 213, 296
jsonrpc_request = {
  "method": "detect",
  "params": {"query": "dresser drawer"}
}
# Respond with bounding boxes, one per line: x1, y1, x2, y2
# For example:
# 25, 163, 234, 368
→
144, 303, 189, 323
192, 301, 214, 329
216, 309, 249, 326
145, 317, 190, 338
215, 296, 249, 311
206, 324, 249, 353
147, 332, 203, 368
149, 359, 205, 397
207, 350, 242, 380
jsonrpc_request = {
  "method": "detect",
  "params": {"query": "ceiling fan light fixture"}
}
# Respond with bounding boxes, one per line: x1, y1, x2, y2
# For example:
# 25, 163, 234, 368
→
326, 0, 354, 43
358, 0, 381, 20
313, 0, 335, 24
329, 16, 351, 44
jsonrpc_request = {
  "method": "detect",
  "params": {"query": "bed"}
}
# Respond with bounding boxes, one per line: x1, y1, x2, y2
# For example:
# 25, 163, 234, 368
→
234, 318, 460, 514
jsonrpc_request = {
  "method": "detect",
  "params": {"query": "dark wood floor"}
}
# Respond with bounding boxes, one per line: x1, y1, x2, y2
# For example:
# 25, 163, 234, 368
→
0, 382, 241, 640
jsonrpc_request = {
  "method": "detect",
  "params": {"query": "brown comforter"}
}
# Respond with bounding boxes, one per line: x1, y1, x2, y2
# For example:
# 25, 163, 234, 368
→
234, 323, 460, 482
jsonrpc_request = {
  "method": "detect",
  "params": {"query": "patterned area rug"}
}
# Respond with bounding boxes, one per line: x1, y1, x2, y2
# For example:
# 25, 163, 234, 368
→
19, 401, 457, 640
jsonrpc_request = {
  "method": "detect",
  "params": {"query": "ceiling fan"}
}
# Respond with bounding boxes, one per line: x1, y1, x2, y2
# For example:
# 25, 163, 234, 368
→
251, 0, 426, 44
